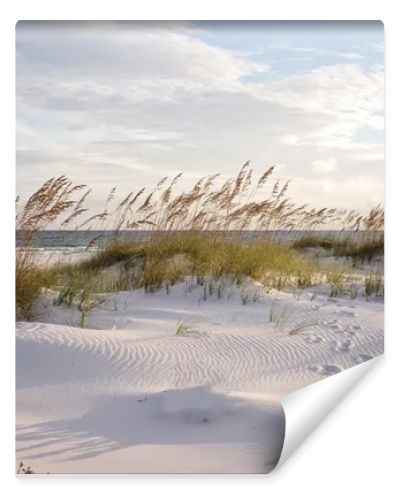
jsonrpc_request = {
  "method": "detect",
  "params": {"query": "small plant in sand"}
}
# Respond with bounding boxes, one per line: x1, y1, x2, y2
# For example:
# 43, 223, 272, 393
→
17, 461, 35, 474
364, 273, 384, 297
175, 320, 190, 336
326, 269, 346, 297
269, 300, 293, 330
295, 266, 315, 288
288, 320, 318, 335
208, 279, 215, 297
54, 272, 105, 328
241, 287, 250, 305
349, 284, 358, 300
217, 280, 227, 300
55, 272, 87, 307
252, 289, 261, 303
77, 287, 91, 328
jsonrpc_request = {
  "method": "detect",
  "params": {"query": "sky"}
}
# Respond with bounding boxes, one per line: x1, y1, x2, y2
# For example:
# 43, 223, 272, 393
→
16, 21, 384, 214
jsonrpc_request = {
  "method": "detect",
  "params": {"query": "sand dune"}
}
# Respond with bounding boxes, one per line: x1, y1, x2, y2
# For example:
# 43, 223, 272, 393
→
16, 281, 383, 473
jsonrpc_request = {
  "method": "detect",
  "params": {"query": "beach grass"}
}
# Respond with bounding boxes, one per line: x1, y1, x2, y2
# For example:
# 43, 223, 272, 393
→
292, 234, 384, 261
15, 167, 384, 320
16, 265, 56, 320
48, 233, 320, 299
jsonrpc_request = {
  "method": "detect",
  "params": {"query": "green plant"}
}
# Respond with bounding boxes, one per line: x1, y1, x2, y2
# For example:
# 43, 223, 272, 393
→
349, 284, 358, 300
78, 287, 91, 328
217, 280, 226, 300
55, 270, 90, 306
16, 169, 384, 318
269, 300, 293, 330
288, 320, 317, 335
175, 320, 190, 336
252, 289, 261, 303
364, 274, 384, 297
16, 176, 88, 319
295, 266, 314, 288
16, 265, 56, 320
241, 287, 250, 305
327, 269, 346, 297
293, 234, 384, 262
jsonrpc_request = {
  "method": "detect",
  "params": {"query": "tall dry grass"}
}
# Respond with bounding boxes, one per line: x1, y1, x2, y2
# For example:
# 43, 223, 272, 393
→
16, 176, 88, 319
69, 163, 383, 236
16, 164, 384, 319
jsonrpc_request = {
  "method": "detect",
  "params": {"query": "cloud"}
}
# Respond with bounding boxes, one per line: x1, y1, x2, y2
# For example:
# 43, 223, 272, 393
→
248, 63, 383, 151
285, 173, 384, 212
311, 158, 337, 175
280, 135, 300, 146
267, 43, 365, 61
17, 21, 268, 92
250, 63, 383, 123
16, 22, 384, 214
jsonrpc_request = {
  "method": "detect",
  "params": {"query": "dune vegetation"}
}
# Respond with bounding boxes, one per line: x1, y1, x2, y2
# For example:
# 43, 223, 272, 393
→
15, 164, 384, 321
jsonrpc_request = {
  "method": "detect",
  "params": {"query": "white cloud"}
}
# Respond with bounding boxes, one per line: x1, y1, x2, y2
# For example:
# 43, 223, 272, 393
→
251, 64, 383, 122
287, 173, 384, 211
311, 158, 337, 175
268, 43, 365, 60
280, 134, 300, 146
16, 22, 384, 214
247, 64, 383, 151
17, 22, 268, 93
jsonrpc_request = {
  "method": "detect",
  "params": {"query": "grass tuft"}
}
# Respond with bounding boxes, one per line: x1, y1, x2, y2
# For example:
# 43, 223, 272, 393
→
293, 234, 384, 262
175, 320, 190, 336
364, 273, 384, 297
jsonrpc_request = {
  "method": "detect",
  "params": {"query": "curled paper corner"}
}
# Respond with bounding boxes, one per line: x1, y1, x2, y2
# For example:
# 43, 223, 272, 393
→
274, 355, 383, 471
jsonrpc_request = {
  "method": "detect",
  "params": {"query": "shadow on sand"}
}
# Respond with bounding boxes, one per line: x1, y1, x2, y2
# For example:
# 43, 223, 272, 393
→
17, 386, 285, 472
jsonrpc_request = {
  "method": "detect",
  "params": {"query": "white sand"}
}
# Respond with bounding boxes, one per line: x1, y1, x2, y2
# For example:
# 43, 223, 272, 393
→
17, 247, 98, 267
16, 278, 383, 473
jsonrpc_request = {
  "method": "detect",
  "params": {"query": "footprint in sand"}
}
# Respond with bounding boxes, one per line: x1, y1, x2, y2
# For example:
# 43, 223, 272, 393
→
332, 339, 352, 353
309, 365, 342, 376
321, 320, 342, 331
344, 328, 358, 337
305, 335, 323, 344
353, 353, 373, 363
349, 324, 362, 331
339, 309, 357, 317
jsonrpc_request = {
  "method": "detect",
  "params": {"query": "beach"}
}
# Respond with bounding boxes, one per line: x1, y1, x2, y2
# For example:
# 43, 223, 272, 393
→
16, 252, 384, 473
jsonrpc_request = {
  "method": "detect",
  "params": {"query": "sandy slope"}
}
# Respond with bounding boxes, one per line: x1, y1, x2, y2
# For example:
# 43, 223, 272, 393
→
16, 281, 383, 473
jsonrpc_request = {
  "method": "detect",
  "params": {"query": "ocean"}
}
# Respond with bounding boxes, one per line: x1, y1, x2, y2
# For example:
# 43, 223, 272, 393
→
15, 230, 376, 249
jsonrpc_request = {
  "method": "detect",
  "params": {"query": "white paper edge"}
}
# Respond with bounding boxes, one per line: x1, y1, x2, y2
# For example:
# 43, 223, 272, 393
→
275, 355, 383, 470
